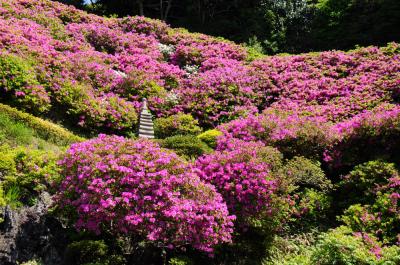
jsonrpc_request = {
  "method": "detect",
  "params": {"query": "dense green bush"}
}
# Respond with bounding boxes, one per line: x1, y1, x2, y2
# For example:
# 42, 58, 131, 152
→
160, 135, 212, 159
290, 189, 331, 227
154, 113, 202, 139
341, 181, 400, 245
168, 256, 193, 265
197, 129, 222, 149
310, 226, 394, 265
274, 157, 332, 232
339, 160, 399, 206
279, 156, 332, 193
266, 227, 400, 265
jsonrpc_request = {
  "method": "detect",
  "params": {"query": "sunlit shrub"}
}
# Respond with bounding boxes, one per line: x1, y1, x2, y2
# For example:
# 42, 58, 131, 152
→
197, 129, 222, 149
0, 145, 60, 205
341, 175, 400, 245
154, 113, 202, 139
0, 103, 83, 146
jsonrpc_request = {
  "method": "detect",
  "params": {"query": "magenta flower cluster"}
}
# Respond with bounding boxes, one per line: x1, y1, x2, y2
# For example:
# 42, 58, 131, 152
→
196, 140, 277, 224
56, 135, 235, 253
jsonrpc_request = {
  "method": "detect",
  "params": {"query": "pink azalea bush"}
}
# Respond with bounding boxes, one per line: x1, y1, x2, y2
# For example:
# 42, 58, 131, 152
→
56, 134, 235, 253
195, 140, 278, 225
217, 108, 335, 158
251, 44, 400, 122
325, 104, 400, 169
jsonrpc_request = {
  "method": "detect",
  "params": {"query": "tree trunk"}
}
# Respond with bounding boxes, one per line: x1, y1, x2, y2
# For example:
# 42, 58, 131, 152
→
164, 0, 173, 21
138, 0, 144, 16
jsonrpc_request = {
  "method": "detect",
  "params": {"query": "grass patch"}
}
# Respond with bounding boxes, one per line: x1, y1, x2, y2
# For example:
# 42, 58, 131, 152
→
0, 103, 83, 146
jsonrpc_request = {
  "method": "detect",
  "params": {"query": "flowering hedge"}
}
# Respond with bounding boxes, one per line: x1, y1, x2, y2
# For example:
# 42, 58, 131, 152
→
56, 135, 235, 253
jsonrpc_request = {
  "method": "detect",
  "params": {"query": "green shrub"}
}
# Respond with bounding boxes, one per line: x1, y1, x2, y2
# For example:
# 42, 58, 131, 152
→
197, 129, 222, 149
264, 233, 317, 265
290, 189, 331, 227
0, 103, 83, 146
0, 145, 16, 177
65, 240, 108, 265
311, 226, 379, 265
20, 260, 43, 265
339, 160, 399, 206
0, 145, 60, 206
118, 71, 168, 99
160, 135, 212, 159
266, 227, 400, 265
279, 156, 332, 193
255, 145, 284, 173
341, 190, 400, 245
0, 53, 50, 113
154, 113, 202, 139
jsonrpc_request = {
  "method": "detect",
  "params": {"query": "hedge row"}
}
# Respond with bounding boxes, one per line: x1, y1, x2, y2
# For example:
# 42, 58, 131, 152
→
0, 103, 83, 146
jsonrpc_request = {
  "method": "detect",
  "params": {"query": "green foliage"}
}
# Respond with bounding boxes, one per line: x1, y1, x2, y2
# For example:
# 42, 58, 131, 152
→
160, 135, 212, 159
338, 160, 399, 211
197, 129, 222, 149
311, 0, 400, 51
0, 187, 6, 208
119, 71, 169, 99
310, 226, 378, 264
0, 103, 83, 146
0, 144, 60, 206
0, 53, 50, 113
264, 233, 317, 265
279, 156, 332, 193
266, 227, 400, 265
65, 240, 109, 265
154, 113, 202, 139
0, 145, 16, 177
0, 111, 36, 146
291, 188, 332, 227
244, 36, 266, 61
168, 256, 193, 265
255, 145, 284, 173
3, 185, 22, 209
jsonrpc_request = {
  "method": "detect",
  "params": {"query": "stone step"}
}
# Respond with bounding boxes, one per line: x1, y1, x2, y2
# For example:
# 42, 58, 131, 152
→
139, 119, 153, 124
139, 126, 153, 132
139, 132, 154, 137
139, 124, 154, 129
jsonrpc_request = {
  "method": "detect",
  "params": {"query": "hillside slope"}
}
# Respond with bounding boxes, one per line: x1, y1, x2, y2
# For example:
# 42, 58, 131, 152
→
0, 0, 398, 136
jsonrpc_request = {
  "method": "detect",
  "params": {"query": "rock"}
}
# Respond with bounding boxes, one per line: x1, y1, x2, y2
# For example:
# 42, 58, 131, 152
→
0, 192, 68, 265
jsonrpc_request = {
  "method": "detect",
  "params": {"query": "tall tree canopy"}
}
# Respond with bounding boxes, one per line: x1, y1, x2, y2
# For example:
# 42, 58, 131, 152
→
58, 0, 400, 54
